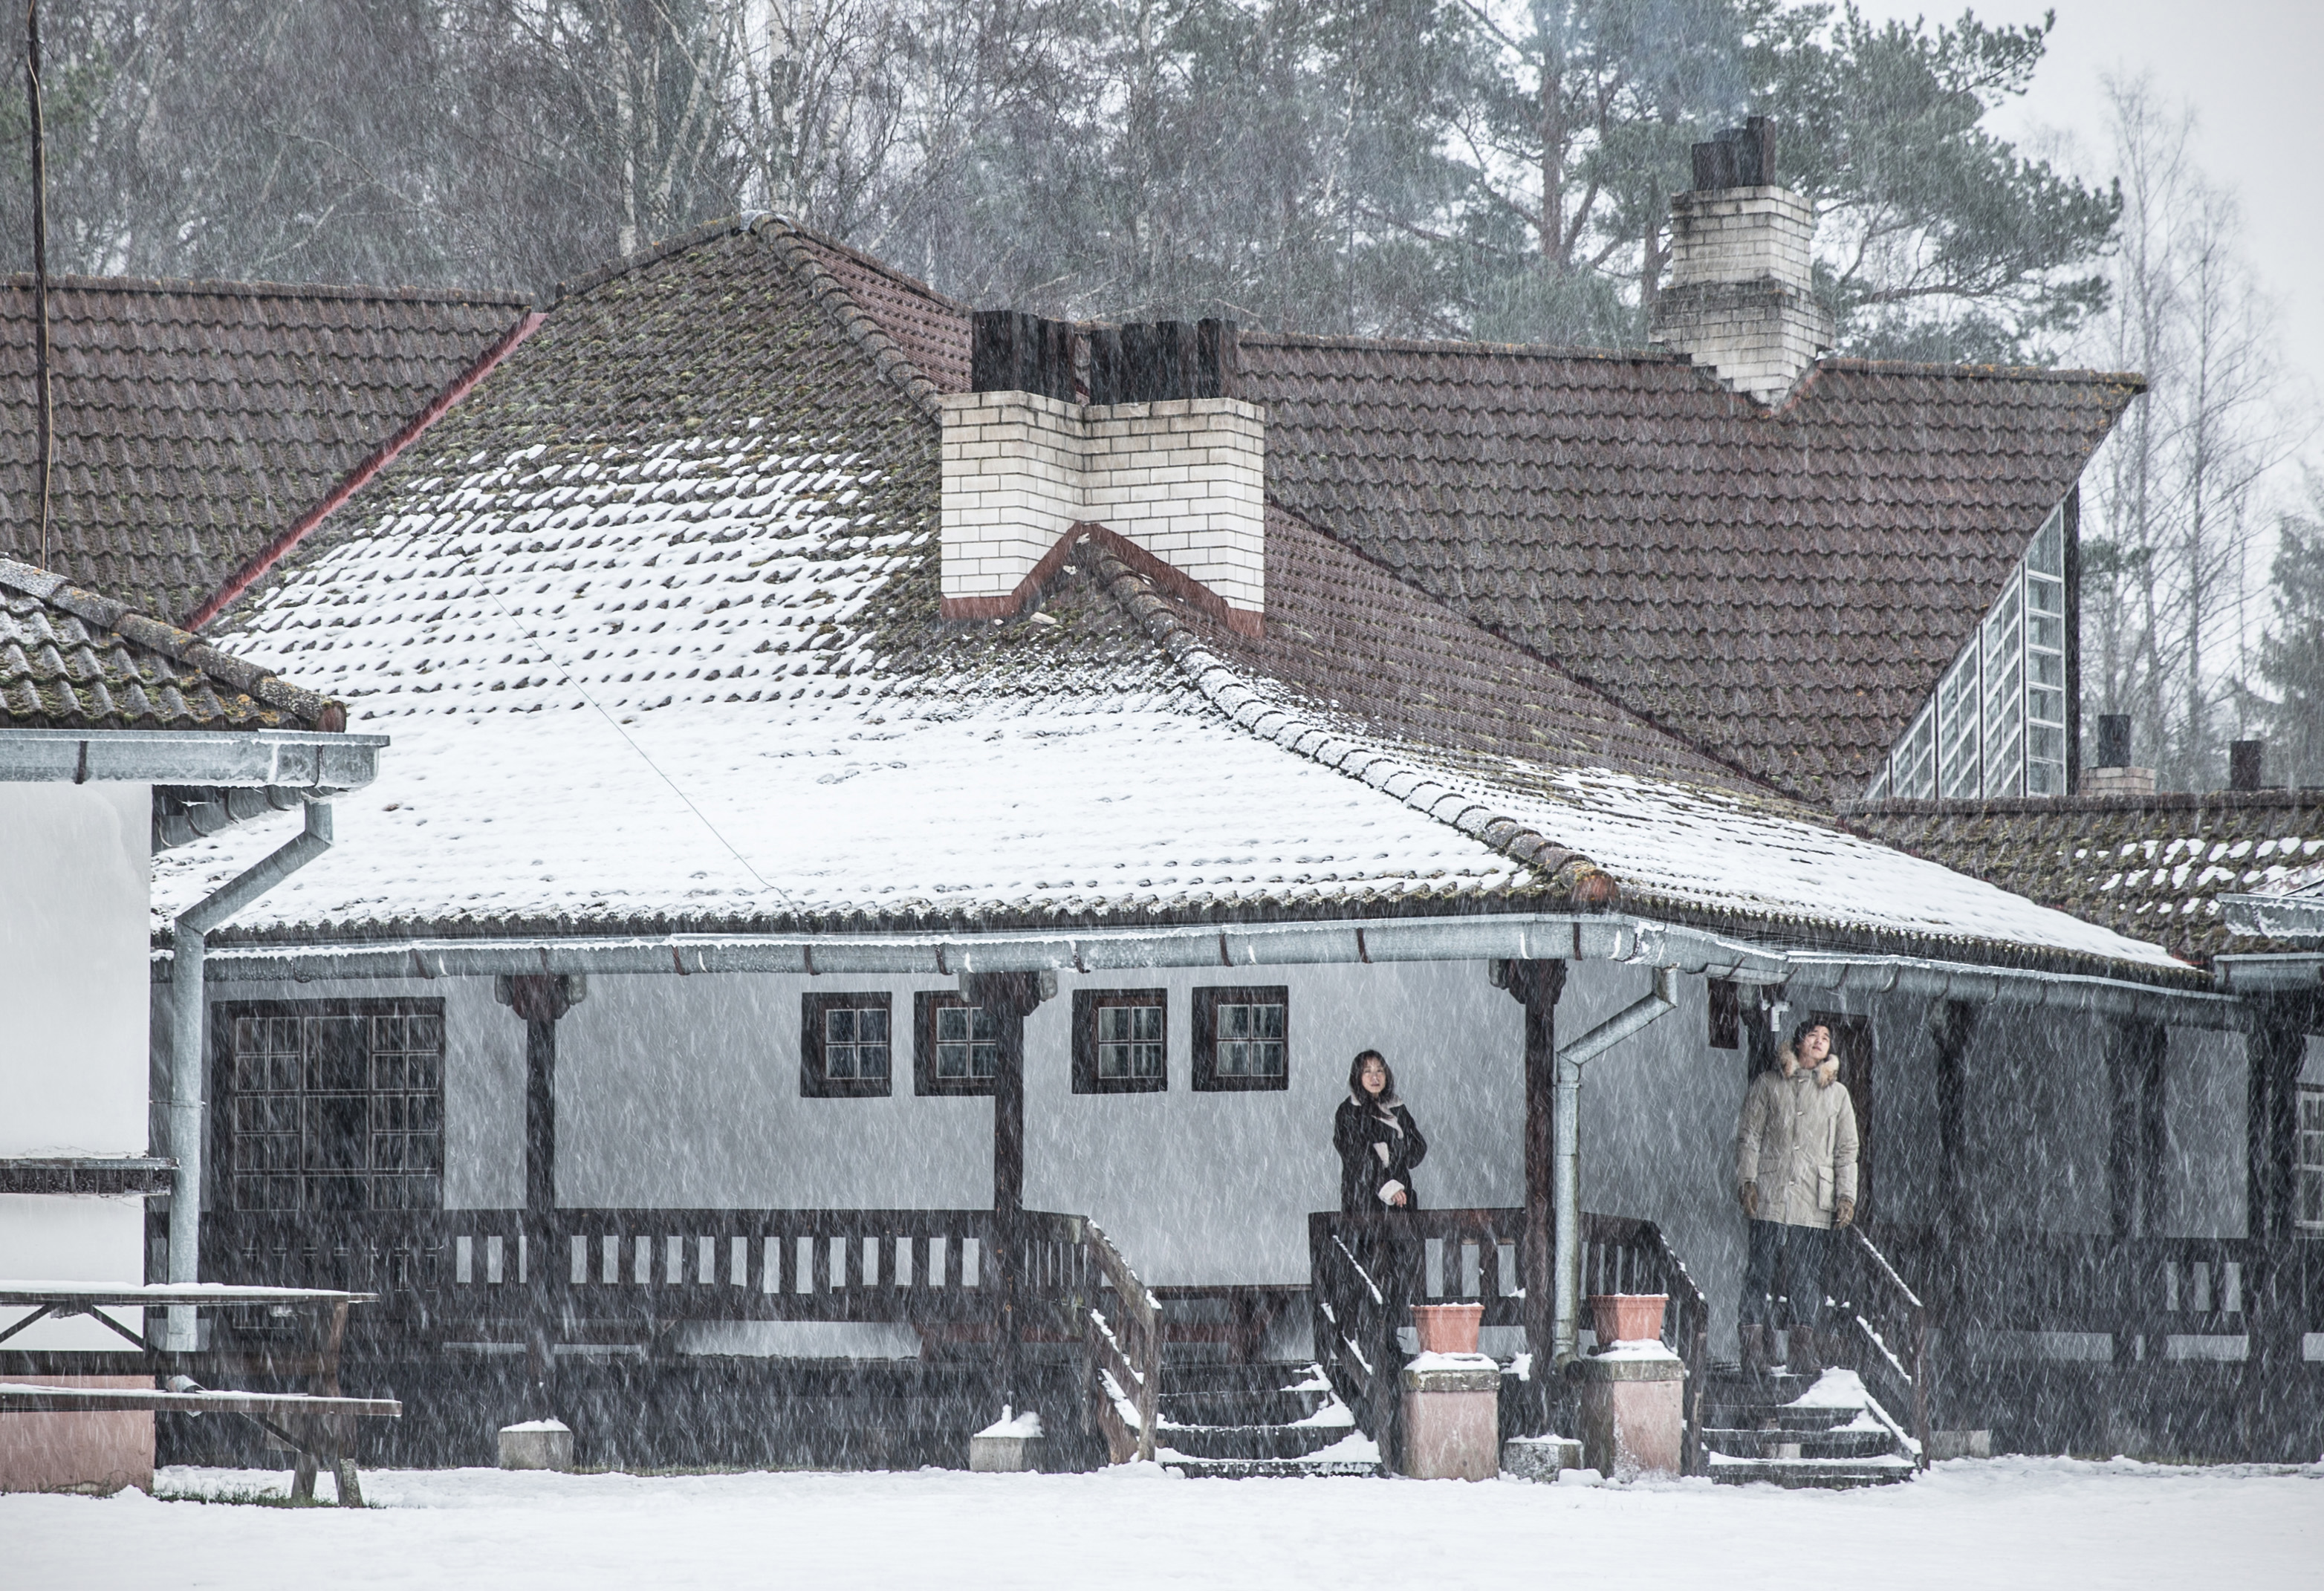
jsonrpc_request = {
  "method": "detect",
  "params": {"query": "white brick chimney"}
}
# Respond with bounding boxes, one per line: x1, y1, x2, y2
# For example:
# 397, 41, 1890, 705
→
940, 316, 1265, 635
1650, 118, 1834, 404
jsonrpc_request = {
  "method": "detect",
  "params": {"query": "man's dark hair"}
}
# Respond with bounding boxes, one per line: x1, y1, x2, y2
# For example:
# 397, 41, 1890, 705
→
1349, 1050, 1395, 1097
1791, 1018, 1832, 1051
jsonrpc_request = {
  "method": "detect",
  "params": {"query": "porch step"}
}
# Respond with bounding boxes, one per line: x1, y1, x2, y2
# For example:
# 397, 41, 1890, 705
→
1152, 1362, 1381, 1477
1698, 1367, 1918, 1489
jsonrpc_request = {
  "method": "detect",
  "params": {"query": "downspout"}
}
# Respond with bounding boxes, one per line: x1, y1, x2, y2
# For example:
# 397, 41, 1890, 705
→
1552, 965, 1680, 1364
164, 801, 334, 1349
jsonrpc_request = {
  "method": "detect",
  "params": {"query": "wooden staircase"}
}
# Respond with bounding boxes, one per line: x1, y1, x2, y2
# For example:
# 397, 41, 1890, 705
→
1149, 1362, 1383, 1477
1701, 1365, 1919, 1487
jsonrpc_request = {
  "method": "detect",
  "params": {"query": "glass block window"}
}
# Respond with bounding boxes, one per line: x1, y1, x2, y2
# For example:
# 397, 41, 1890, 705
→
1073, 989, 1169, 1093
1194, 986, 1291, 1092
1873, 501, 2071, 800
801, 992, 893, 1097
2297, 1087, 2324, 1234
218, 1001, 444, 1213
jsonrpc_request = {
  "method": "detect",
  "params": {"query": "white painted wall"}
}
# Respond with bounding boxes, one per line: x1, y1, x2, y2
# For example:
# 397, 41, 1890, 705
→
185, 957, 2268, 1364
0, 783, 154, 1347
1, 784, 151, 1156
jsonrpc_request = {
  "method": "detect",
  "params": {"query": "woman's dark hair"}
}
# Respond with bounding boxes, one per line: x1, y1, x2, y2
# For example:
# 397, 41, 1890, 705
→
1348, 1050, 1395, 1097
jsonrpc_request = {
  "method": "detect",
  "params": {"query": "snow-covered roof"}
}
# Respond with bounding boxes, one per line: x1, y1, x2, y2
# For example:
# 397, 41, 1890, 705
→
159, 218, 2188, 979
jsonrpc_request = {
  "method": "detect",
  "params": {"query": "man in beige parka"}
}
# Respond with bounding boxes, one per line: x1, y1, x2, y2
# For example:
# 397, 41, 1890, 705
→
1734, 1018, 1860, 1377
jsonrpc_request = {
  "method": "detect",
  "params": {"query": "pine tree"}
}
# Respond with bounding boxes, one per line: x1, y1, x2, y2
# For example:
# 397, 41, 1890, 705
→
2255, 485, 2324, 788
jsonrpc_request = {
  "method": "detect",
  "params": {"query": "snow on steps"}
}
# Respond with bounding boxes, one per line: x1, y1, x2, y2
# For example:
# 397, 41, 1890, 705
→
1152, 1363, 1383, 1478
1704, 1367, 1921, 1489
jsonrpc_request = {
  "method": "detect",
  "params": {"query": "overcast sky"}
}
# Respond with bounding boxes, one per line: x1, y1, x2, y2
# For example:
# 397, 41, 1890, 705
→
1849, 0, 2323, 415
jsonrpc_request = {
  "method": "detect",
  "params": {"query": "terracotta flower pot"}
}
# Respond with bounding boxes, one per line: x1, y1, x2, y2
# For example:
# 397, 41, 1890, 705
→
1410, 1302, 1484, 1354
1588, 1292, 1667, 1345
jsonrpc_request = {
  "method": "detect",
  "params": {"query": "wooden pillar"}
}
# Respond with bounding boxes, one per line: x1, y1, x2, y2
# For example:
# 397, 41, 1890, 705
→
961, 971, 1053, 1411
1932, 1001, 1976, 1234
497, 974, 585, 1416
2103, 1017, 2165, 1367
1500, 958, 1565, 1425
2242, 998, 2317, 1457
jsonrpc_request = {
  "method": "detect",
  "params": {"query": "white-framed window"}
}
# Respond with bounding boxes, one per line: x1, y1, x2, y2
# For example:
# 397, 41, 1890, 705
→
2298, 1085, 2324, 1234
1875, 501, 2071, 799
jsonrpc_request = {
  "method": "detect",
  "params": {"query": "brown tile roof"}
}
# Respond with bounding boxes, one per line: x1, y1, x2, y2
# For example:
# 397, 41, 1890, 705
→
0, 273, 531, 624
1850, 793, 2324, 966
1177, 504, 1771, 798
0, 557, 343, 731
779, 225, 972, 394
1236, 335, 2143, 809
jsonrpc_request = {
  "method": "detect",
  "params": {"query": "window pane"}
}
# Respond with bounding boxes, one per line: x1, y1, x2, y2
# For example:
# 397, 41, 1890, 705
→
1097, 1003, 1164, 1078
1214, 1003, 1287, 1078
826, 1008, 858, 1045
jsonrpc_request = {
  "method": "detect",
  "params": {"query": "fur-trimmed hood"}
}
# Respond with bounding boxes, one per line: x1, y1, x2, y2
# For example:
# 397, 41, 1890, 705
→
1776, 1042, 1842, 1087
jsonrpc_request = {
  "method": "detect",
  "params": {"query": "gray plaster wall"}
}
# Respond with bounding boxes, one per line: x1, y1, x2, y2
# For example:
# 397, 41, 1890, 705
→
172, 958, 2260, 1361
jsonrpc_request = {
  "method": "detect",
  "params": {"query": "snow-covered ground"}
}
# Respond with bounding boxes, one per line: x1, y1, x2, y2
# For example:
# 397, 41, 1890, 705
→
5, 1459, 2317, 1590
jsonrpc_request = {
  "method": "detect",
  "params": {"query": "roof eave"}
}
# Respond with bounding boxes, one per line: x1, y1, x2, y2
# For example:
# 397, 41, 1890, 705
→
0, 727, 386, 791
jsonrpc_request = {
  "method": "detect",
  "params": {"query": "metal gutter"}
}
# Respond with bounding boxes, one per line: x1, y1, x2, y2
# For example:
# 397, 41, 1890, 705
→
2217, 891, 2324, 943
1551, 965, 1680, 1363
0, 728, 384, 791
161, 914, 1792, 986
163, 801, 335, 1349
1782, 952, 2253, 1030
2211, 954, 2324, 996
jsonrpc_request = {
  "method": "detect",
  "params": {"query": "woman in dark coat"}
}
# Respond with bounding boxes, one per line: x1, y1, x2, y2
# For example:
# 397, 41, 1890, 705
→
1334, 1050, 1429, 1215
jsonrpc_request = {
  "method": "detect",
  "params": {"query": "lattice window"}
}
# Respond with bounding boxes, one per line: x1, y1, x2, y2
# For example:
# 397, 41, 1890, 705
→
2298, 1087, 2324, 1234
1074, 989, 1168, 1093
220, 1002, 444, 1213
934, 1003, 999, 1081
1193, 986, 1291, 1092
1873, 501, 2074, 800
801, 992, 893, 1097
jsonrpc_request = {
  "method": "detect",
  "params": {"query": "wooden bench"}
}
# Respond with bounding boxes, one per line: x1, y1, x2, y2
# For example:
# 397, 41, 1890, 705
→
0, 1283, 400, 1505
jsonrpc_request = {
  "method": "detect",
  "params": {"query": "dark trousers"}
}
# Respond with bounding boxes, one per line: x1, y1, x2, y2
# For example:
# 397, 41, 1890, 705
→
1740, 1219, 1828, 1329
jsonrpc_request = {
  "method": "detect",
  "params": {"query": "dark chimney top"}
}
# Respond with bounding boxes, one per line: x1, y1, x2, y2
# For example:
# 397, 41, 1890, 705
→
2095, 714, 2132, 770
1692, 116, 1776, 192
2230, 738, 2265, 793
973, 311, 1238, 405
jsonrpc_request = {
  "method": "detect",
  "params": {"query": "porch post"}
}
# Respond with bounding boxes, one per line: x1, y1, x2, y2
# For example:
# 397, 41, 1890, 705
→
961, 971, 1053, 1413
1501, 959, 1566, 1416
2242, 995, 2317, 1457
2103, 1017, 2164, 1366
496, 974, 585, 1416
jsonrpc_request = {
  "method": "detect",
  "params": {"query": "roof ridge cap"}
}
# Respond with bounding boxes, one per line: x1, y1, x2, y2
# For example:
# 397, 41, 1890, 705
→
1082, 539, 1611, 901
0, 557, 345, 731
769, 221, 972, 315
1, 272, 530, 307
1241, 329, 1679, 363
751, 214, 944, 423
1815, 355, 2149, 389
552, 217, 753, 304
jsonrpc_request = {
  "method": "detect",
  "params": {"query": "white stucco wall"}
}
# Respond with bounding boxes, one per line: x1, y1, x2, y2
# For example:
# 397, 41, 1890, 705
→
184, 954, 2266, 1363
1, 784, 151, 1156
0, 782, 154, 1346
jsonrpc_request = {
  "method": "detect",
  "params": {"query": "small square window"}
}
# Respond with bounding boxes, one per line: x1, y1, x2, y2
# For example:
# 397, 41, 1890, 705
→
1074, 989, 1168, 1094
915, 992, 1004, 1096
1192, 986, 1289, 1092
802, 992, 893, 1098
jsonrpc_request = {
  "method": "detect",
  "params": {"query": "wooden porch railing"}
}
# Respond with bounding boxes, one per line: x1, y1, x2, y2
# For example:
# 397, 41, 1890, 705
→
1867, 1226, 2324, 1352
1074, 1218, 1161, 1464
1307, 1207, 1712, 1474
1827, 1228, 1931, 1470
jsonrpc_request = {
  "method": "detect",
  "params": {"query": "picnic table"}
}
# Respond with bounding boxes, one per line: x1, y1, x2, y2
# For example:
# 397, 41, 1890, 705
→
0, 1281, 400, 1504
